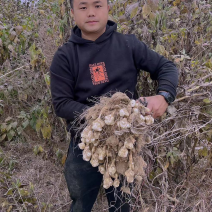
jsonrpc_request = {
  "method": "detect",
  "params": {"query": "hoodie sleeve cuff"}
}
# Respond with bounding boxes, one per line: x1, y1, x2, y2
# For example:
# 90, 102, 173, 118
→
156, 80, 177, 99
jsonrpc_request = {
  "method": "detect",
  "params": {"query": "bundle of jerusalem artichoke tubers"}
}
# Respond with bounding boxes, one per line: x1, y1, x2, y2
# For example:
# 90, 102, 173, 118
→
77, 92, 154, 189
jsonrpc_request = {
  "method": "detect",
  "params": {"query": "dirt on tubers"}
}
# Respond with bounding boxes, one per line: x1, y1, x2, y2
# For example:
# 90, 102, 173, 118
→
76, 92, 154, 191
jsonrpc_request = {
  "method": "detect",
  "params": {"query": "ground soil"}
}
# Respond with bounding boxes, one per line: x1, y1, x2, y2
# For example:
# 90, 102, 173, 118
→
0, 128, 109, 211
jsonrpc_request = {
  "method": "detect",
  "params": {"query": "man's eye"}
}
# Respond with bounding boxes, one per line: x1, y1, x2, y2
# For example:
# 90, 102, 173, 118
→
95, 5, 102, 8
80, 7, 86, 10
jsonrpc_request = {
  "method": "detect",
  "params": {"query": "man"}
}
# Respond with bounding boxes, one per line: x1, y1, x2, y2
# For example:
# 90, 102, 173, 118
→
50, 0, 178, 211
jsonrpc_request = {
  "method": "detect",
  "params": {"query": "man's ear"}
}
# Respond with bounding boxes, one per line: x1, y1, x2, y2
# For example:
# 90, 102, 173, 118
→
71, 9, 75, 20
107, 5, 110, 11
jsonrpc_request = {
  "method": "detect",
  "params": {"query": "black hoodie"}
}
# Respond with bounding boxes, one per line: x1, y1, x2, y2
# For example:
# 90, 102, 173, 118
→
50, 21, 178, 133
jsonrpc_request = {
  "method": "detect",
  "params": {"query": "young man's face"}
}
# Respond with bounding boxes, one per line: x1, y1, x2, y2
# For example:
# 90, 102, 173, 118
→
71, 0, 109, 35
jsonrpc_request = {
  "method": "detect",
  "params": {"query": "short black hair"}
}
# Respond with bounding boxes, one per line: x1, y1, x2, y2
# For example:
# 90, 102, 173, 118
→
70, 0, 109, 9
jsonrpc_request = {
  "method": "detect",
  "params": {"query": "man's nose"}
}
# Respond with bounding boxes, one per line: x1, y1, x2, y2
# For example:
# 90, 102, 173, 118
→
87, 7, 95, 17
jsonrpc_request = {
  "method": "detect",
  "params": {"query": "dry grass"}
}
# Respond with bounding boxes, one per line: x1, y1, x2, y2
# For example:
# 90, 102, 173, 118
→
1, 0, 212, 211
0, 129, 71, 211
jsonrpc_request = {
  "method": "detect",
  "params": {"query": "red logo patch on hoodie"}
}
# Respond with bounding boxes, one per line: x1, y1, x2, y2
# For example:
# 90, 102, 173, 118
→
89, 62, 109, 85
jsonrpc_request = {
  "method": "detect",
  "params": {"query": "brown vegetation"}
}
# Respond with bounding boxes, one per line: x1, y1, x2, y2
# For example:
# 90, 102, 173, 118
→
0, 0, 212, 211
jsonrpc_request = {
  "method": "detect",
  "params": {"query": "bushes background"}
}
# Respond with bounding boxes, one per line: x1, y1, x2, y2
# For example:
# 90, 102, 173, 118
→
0, 0, 212, 211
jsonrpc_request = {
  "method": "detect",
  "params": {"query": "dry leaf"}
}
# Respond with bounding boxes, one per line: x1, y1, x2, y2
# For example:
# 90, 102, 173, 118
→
149, 12, 156, 21
130, 7, 138, 19
142, 4, 151, 19
147, 0, 159, 12
41, 124, 51, 139
121, 186, 131, 194
62, 155, 67, 165
61, 3, 65, 17
155, 44, 166, 55
173, 0, 181, 6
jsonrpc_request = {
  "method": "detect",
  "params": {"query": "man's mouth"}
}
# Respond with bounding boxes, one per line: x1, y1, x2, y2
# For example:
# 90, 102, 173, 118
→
86, 21, 98, 23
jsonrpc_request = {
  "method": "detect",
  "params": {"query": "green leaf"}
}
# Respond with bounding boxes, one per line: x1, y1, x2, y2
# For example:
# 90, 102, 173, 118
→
19, 188, 29, 197
4, 188, 14, 196
6, 124, 12, 132
206, 130, 212, 141
170, 155, 175, 166
0, 134, 6, 142
14, 179, 22, 188
155, 167, 162, 175
56, 149, 63, 160
41, 125, 51, 139
22, 120, 29, 129
149, 171, 155, 180
30, 118, 36, 130
167, 152, 172, 157
36, 119, 42, 133
0, 156, 4, 164
5, 117, 12, 122
38, 145, 44, 153
33, 145, 43, 155
17, 127, 23, 135
173, 147, 178, 151
33, 145, 39, 155
11, 122, 18, 129
155, 16, 158, 27
0, 171, 12, 179
7, 130, 15, 141
203, 98, 211, 104
9, 160, 16, 170
29, 182, 34, 191
1, 123, 7, 133
155, 44, 166, 56
198, 147, 208, 157
44, 74, 50, 86
17, 111, 27, 119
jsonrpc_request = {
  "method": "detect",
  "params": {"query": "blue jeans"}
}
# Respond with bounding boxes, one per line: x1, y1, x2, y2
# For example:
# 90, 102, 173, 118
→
64, 139, 130, 212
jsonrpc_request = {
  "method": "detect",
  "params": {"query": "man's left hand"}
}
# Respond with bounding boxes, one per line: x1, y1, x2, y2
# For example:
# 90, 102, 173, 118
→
138, 95, 168, 118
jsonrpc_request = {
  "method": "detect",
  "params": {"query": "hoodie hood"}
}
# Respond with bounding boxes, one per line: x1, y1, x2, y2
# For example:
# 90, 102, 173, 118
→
68, 20, 117, 44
